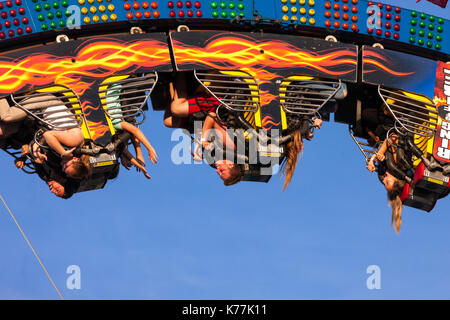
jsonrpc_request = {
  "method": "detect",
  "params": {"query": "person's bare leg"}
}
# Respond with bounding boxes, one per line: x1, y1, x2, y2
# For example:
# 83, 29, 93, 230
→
0, 95, 61, 122
0, 98, 27, 122
164, 78, 189, 127
43, 128, 84, 156
170, 73, 190, 117
163, 108, 186, 128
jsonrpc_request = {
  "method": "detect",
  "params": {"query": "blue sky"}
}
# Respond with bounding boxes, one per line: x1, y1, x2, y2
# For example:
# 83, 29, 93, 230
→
0, 0, 449, 300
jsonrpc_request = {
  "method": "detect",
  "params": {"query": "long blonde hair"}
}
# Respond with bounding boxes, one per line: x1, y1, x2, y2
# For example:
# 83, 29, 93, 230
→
387, 179, 406, 233
281, 129, 303, 191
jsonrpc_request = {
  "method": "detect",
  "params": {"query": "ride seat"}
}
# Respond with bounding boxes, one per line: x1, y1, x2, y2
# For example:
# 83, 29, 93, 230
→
11, 86, 85, 132
75, 173, 108, 193
400, 183, 438, 212
279, 76, 347, 117
194, 70, 260, 114
413, 161, 450, 195
100, 73, 157, 135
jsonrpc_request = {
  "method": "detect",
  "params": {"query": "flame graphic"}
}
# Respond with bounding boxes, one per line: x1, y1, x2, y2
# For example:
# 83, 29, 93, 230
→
433, 95, 447, 107
81, 100, 101, 117
0, 37, 171, 142
363, 51, 416, 76
173, 34, 357, 106
433, 61, 450, 108
86, 120, 111, 141
260, 90, 279, 106
261, 115, 281, 129
0, 39, 171, 95
173, 35, 357, 81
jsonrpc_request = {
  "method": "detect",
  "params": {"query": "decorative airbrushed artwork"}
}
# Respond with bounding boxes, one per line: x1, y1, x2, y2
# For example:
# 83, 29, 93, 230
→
0, 34, 172, 143
171, 31, 358, 129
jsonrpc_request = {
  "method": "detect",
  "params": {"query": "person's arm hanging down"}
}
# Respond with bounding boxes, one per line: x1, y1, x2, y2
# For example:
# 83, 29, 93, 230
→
120, 121, 158, 164
121, 145, 151, 179
193, 112, 215, 161
377, 134, 398, 162
212, 115, 237, 152
193, 112, 237, 161
131, 135, 145, 168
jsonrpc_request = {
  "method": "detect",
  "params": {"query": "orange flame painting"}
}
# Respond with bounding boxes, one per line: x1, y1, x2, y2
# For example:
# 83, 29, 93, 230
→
85, 120, 112, 141
173, 33, 358, 82
0, 38, 171, 95
0, 35, 172, 143
172, 32, 358, 129
363, 49, 416, 77
261, 115, 281, 129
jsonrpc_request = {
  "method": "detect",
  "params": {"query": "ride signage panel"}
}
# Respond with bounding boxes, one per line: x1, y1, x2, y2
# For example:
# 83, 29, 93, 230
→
362, 46, 438, 99
433, 61, 450, 163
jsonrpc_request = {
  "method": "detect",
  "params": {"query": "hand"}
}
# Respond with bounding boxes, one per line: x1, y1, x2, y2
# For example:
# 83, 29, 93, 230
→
61, 147, 76, 159
131, 157, 145, 172
135, 160, 151, 179
142, 171, 151, 180
14, 158, 25, 169
366, 159, 376, 172
147, 145, 158, 164
33, 149, 47, 164
134, 156, 144, 173
34, 157, 43, 164
130, 158, 151, 179
31, 144, 47, 163
202, 140, 212, 151
204, 141, 213, 153
193, 143, 203, 161
21, 144, 29, 156
313, 118, 323, 129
